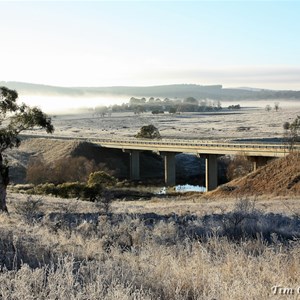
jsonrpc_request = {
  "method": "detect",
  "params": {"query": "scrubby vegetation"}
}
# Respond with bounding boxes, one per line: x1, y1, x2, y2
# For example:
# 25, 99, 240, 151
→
135, 125, 161, 139
26, 156, 110, 185
0, 196, 299, 299
283, 115, 300, 149
226, 154, 253, 181
22, 155, 121, 208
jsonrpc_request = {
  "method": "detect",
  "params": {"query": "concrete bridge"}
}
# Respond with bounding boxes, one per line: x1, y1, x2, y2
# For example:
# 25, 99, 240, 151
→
91, 138, 293, 191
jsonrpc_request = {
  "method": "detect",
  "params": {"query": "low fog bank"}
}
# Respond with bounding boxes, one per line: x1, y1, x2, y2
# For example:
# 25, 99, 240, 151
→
16, 94, 300, 115
18, 95, 129, 114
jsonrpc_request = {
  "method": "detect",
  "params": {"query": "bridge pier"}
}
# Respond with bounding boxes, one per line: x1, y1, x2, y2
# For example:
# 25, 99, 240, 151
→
204, 154, 218, 192
161, 152, 176, 186
97, 139, 286, 190
129, 150, 140, 180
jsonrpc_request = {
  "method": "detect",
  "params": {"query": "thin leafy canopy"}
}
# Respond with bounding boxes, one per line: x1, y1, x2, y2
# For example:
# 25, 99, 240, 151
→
0, 87, 54, 151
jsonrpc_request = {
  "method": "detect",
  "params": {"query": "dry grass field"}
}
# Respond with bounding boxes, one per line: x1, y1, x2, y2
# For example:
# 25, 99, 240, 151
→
1, 102, 300, 299
0, 193, 300, 299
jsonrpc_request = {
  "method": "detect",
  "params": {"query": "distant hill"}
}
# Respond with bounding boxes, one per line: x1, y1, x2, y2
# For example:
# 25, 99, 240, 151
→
1, 81, 300, 100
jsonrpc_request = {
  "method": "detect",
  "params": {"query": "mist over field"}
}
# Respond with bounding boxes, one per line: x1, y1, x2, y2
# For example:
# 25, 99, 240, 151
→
18, 95, 300, 114
4, 81, 300, 114
18, 94, 128, 114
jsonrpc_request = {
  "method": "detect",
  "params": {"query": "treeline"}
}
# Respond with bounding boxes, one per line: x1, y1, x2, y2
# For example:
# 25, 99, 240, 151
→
95, 96, 223, 116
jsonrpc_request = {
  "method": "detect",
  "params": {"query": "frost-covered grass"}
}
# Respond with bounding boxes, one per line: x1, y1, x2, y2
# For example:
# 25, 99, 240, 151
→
0, 195, 299, 299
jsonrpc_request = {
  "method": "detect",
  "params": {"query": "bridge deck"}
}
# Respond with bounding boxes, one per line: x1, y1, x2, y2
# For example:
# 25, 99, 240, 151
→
93, 138, 293, 157
21, 134, 294, 157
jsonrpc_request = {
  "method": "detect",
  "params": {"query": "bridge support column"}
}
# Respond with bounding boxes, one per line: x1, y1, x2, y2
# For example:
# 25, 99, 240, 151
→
204, 154, 218, 192
248, 156, 271, 171
129, 150, 140, 180
162, 152, 176, 186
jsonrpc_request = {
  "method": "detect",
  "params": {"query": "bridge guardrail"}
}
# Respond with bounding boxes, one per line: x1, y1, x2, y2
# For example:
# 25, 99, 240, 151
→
20, 133, 298, 153
93, 137, 294, 152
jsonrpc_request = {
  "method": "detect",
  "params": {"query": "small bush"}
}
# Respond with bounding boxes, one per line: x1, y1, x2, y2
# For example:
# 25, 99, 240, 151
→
283, 121, 290, 130
87, 171, 117, 188
55, 182, 86, 199
221, 198, 259, 240
25, 157, 50, 184
14, 196, 44, 223
32, 182, 97, 200
94, 190, 114, 214
35, 183, 57, 195
152, 109, 164, 114
237, 126, 251, 132
226, 154, 253, 180
135, 125, 161, 139
168, 107, 177, 114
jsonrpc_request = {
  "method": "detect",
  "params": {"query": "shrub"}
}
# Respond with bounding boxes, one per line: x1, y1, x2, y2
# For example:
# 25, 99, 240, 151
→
94, 190, 114, 214
221, 198, 259, 240
35, 183, 57, 195
31, 182, 103, 201
226, 154, 253, 180
14, 196, 44, 224
168, 107, 177, 114
55, 182, 86, 199
135, 125, 161, 139
87, 171, 117, 188
265, 104, 271, 112
25, 157, 50, 184
26, 156, 102, 185
151, 109, 164, 114
284, 115, 300, 150
283, 121, 290, 130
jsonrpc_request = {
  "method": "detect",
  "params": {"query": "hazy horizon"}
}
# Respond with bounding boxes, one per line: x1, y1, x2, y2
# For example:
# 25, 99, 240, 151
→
17, 94, 130, 114
3, 80, 300, 91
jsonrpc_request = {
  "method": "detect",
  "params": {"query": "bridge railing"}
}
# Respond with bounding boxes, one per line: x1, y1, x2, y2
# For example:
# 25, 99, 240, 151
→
93, 137, 295, 152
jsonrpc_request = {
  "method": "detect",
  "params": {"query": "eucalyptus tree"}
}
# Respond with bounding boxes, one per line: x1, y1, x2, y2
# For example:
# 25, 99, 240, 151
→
0, 87, 54, 212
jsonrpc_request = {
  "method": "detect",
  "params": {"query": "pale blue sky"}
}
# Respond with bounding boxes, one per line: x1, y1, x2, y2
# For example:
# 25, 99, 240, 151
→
1, 0, 300, 89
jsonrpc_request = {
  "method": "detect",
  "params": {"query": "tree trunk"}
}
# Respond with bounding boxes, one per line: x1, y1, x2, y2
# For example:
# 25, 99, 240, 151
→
0, 182, 8, 212
0, 154, 9, 213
